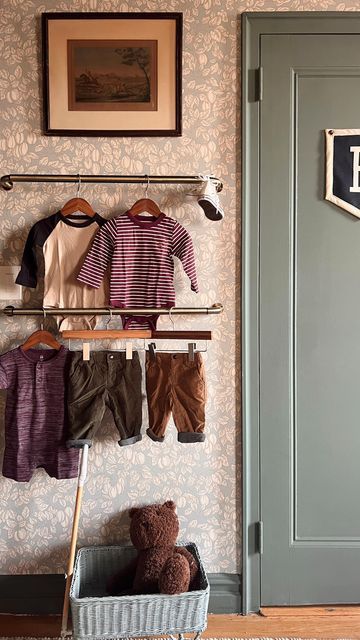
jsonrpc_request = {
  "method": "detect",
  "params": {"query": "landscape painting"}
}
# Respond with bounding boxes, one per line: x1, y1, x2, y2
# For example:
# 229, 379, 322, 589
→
67, 40, 158, 111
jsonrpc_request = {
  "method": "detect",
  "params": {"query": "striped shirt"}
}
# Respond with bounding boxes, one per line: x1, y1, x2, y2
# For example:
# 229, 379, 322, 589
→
77, 212, 199, 329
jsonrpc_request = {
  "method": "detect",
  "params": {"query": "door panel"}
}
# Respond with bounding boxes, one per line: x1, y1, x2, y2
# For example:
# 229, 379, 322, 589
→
260, 34, 360, 605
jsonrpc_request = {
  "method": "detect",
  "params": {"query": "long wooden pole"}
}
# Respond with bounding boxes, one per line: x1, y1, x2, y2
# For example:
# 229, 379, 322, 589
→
61, 444, 89, 638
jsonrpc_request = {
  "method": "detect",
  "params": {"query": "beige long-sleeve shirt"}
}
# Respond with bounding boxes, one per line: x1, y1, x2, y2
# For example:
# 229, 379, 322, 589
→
16, 211, 109, 330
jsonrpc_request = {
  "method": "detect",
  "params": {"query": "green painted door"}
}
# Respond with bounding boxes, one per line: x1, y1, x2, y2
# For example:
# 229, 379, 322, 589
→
260, 33, 360, 605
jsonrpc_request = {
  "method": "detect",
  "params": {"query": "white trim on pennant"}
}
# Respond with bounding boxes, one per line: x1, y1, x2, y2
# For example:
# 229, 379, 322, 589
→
325, 128, 360, 219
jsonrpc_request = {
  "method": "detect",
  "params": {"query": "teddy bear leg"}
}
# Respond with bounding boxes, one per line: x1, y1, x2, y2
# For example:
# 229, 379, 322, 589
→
174, 547, 198, 583
158, 553, 191, 595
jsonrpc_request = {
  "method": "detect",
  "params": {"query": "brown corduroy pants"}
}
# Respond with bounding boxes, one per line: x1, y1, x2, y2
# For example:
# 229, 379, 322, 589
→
145, 352, 206, 443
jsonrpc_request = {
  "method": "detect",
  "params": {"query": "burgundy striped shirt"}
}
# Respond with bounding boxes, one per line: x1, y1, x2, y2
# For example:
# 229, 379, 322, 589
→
77, 212, 199, 329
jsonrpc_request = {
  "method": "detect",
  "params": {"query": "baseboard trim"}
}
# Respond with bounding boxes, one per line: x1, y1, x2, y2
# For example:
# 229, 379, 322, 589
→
208, 573, 242, 614
0, 572, 241, 615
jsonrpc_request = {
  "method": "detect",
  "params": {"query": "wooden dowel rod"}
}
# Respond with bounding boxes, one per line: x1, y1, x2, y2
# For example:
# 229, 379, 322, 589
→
151, 331, 212, 340
62, 330, 151, 340
62, 330, 211, 340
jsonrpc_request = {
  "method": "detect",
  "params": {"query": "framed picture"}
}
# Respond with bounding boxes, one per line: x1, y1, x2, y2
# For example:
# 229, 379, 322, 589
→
42, 12, 182, 136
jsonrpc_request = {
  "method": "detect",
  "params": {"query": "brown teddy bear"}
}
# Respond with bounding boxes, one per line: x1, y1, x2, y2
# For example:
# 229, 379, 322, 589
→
107, 500, 198, 596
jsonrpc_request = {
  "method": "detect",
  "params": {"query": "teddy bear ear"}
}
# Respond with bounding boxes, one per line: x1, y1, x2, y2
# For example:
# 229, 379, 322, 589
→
129, 507, 139, 518
163, 500, 176, 510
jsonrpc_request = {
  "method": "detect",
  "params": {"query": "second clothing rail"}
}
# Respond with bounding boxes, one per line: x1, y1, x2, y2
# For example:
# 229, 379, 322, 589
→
2, 304, 223, 317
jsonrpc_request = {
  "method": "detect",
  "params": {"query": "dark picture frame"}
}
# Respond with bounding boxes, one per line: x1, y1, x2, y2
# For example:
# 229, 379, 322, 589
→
42, 12, 182, 137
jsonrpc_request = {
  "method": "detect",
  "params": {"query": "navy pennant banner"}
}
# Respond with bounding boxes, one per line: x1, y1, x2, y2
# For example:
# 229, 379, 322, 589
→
325, 128, 360, 218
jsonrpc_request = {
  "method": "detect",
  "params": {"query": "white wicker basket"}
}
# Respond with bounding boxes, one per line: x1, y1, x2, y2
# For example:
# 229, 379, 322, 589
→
69, 542, 210, 640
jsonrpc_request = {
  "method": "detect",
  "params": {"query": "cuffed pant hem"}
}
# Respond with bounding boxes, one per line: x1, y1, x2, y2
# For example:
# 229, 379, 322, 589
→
66, 439, 93, 449
118, 434, 142, 447
146, 428, 165, 442
178, 432, 206, 443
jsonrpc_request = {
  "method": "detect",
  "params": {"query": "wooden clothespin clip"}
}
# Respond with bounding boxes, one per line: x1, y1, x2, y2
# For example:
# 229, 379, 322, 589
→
83, 342, 90, 361
126, 342, 133, 361
188, 343, 196, 362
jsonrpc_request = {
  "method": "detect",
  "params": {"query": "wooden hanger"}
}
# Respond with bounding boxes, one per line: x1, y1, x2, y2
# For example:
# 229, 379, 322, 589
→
128, 175, 162, 218
21, 330, 62, 351
61, 197, 95, 218
61, 175, 95, 218
128, 198, 161, 218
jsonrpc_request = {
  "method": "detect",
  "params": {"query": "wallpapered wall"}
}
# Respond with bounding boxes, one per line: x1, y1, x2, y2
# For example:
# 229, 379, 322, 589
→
0, 0, 352, 576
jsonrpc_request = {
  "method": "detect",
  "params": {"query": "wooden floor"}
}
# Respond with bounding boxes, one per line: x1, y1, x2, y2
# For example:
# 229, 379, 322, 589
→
1, 609, 360, 639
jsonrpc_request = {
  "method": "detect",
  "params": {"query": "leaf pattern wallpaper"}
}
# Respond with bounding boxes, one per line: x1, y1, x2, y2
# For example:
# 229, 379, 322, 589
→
0, 0, 353, 576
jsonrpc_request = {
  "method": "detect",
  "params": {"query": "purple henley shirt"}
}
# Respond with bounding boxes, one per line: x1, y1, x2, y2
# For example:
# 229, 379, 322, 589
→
0, 346, 79, 482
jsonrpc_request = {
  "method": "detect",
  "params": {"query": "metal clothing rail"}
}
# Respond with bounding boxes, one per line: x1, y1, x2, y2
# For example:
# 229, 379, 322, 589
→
2, 304, 223, 317
0, 173, 223, 192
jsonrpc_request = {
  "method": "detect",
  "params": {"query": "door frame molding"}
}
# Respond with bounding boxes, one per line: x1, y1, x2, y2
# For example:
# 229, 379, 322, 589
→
241, 11, 360, 614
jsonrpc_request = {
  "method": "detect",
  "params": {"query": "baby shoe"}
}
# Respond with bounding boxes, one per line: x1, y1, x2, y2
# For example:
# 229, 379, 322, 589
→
197, 176, 224, 221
